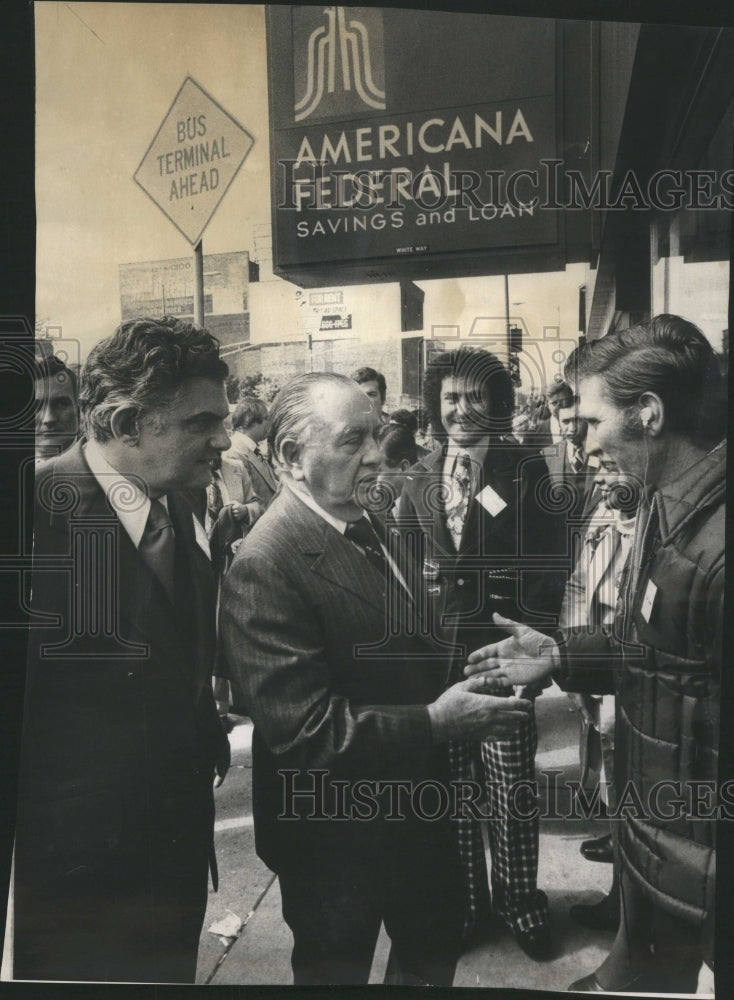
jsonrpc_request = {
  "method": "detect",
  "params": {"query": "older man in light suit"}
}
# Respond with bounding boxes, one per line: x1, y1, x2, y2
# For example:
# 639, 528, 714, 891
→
220, 372, 532, 986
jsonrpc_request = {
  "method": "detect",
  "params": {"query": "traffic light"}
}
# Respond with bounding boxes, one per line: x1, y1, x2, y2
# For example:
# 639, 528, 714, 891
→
508, 353, 521, 386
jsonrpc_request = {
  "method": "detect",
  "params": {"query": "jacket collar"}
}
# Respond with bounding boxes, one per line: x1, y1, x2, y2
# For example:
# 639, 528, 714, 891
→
652, 440, 726, 545
276, 486, 386, 612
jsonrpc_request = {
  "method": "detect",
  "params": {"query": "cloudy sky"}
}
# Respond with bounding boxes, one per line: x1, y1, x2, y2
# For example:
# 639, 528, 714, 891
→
36, 4, 271, 350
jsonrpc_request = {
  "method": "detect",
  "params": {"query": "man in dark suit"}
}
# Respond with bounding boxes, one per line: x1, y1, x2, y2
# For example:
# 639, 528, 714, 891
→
219, 372, 532, 986
541, 393, 597, 519
532, 378, 569, 449
396, 347, 567, 960
14, 317, 232, 983
228, 395, 278, 514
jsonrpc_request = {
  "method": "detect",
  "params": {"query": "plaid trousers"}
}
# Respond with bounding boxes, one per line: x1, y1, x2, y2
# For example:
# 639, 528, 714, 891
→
449, 704, 549, 936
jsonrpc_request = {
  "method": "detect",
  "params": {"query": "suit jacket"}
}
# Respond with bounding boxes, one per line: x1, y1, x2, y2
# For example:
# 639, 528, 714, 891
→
541, 440, 597, 519
208, 455, 258, 576
396, 441, 567, 660
228, 436, 278, 510
219, 453, 257, 506
14, 442, 229, 981
219, 485, 453, 874
532, 415, 559, 449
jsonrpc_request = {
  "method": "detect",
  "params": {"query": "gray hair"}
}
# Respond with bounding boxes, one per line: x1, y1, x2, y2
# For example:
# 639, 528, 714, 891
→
267, 371, 355, 473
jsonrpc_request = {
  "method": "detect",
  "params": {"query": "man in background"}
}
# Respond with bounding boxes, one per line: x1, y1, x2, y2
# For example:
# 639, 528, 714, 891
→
229, 396, 277, 515
352, 365, 389, 424
542, 389, 597, 518
396, 347, 566, 961
33, 353, 79, 461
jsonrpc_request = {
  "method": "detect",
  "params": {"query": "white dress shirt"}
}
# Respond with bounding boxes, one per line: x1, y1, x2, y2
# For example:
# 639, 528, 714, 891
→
84, 439, 211, 559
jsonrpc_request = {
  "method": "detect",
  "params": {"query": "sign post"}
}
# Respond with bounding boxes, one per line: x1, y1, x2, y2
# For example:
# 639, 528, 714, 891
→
134, 76, 254, 324
193, 241, 205, 327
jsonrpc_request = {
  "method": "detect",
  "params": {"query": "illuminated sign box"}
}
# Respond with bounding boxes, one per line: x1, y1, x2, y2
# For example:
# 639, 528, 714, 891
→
267, 7, 596, 286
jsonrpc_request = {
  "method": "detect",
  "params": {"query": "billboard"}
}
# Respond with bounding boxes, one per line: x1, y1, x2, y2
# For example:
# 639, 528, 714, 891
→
267, 7, 596, 286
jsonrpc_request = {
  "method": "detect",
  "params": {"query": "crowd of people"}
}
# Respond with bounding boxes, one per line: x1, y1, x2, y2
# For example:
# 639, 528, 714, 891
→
17, 312, 725, 990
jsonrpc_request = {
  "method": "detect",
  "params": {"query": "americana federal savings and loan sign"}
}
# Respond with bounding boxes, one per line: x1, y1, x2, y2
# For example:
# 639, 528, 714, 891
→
267, 8, 593, 285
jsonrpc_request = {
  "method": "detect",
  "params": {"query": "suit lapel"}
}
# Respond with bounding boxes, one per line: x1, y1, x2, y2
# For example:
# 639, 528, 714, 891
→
279, 489, 385, 615
242, 445, 277, 493
220, 457, 245, 504
404, 448, 455, 555
50, 443, 186, 655
169, 492, 216, 686
459, 446, 521, 556
541, 442, 565, 481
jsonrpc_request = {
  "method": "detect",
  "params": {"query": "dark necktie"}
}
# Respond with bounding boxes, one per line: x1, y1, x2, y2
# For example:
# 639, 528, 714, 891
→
445, 451, 472, 551
345, 516, 387, 577
253, 445, 273, 482
139, 498, 175, 602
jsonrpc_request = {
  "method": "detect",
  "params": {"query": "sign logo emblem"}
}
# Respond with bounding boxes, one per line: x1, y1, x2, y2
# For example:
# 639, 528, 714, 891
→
293, 6, 385, 122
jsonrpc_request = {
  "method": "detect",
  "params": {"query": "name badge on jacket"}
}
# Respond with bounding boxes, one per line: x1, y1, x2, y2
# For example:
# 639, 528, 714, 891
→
475, 484, 508, 517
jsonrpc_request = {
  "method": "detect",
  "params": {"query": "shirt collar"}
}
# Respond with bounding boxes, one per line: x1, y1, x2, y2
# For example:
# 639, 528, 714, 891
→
284, 478, 355, 535
443, 439, 488, 476
83, 439, 156, 549
233, 430, 258, 453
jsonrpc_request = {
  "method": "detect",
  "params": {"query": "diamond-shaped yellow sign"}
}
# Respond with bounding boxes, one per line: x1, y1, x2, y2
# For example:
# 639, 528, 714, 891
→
134, 76, 254, 245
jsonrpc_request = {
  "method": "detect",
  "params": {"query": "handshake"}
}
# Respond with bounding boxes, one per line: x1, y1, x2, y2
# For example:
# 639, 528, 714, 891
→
427, 613, 559, 743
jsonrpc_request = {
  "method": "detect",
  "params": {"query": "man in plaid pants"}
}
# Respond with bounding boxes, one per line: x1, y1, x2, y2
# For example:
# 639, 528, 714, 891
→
396, 346, 567, 960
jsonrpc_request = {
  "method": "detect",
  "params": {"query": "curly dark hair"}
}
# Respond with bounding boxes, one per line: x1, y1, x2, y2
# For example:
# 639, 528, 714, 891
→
423, 347, 514, 443
79, 316, 228, 442
565, 314, 726, 445
377, 423, 418, 467
389, 408, 418, 434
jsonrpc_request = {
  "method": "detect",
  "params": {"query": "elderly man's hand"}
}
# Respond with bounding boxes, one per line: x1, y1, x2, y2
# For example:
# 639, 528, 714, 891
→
427, 674, 532, 743
463, 612, 558, 689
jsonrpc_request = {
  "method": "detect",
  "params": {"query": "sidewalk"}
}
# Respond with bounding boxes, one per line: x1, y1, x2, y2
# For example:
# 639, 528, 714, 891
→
195, 686, 712, 993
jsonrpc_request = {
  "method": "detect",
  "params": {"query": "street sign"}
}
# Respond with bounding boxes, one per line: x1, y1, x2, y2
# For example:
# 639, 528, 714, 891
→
134, 76, 254, 245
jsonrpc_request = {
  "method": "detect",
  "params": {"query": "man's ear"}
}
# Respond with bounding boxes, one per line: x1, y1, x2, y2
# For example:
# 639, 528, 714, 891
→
280, 436, 304, 480
109, 404, 142, 444
637, 392, 664, 435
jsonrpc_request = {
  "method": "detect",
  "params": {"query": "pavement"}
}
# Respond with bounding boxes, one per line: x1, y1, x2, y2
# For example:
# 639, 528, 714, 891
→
196, 683, 718, 992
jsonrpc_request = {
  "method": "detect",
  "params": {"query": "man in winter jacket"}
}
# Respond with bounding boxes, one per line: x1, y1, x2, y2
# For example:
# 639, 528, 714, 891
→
465, 315, 725, 993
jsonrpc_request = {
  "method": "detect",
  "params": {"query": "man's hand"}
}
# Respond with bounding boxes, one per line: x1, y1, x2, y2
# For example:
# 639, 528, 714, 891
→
463, 612, 558, 688
427, 675, 532, 742
229, 502, 250, 524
